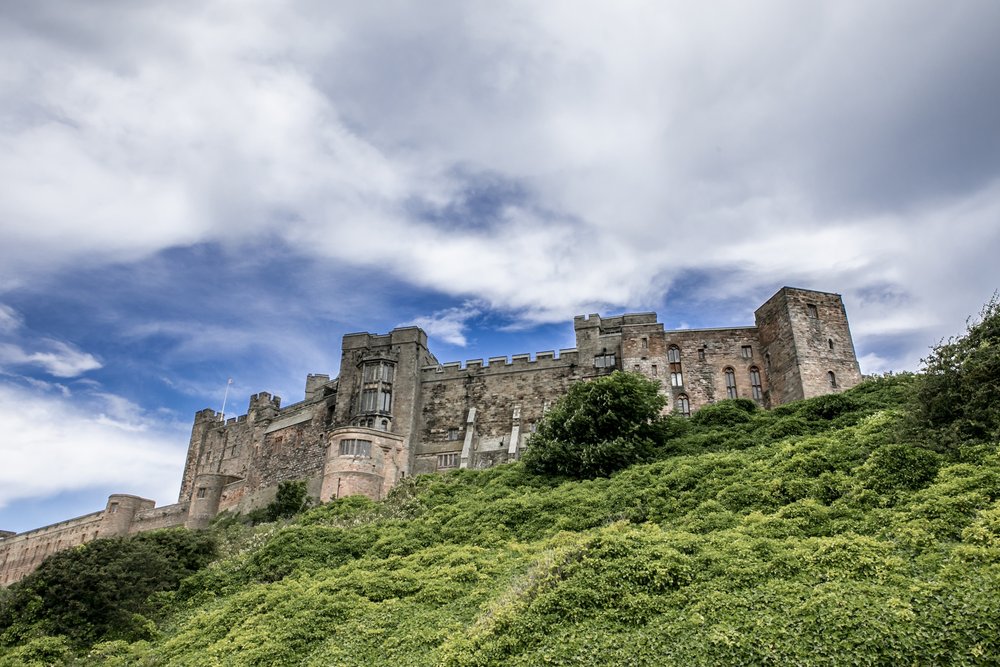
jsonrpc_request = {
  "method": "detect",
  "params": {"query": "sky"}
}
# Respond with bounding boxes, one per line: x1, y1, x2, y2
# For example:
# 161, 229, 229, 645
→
1, 1, 999, 533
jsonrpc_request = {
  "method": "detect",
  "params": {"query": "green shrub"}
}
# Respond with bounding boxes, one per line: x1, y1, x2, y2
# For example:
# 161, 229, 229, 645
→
860, 444, 942, 493
690, 399, 758, 428
0, 528, 216, 647
522, 371, 669, 478
910, 294, 1000, 449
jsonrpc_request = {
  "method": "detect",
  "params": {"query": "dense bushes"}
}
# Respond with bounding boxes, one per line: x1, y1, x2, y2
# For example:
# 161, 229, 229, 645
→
0, 529, 216, 648
521, 371, 671, 478
911, 294, 1000, 449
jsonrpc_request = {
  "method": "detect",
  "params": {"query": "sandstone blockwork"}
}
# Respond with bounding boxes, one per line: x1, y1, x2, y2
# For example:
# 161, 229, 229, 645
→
2, 286, 862, 585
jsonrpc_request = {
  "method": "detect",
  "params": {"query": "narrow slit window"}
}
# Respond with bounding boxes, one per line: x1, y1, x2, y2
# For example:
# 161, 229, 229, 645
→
750, 367, 763, 399
828, 371, 837, 388
807, 304, 819, 318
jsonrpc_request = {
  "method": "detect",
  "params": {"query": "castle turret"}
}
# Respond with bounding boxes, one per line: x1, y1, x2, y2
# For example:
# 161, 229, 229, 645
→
185, 473, 240, 529
99, 494, 155, 537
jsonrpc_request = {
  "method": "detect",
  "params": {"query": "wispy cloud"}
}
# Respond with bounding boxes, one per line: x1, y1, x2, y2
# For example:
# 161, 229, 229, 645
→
0, 382, 184, 509
404, 302, 484, 347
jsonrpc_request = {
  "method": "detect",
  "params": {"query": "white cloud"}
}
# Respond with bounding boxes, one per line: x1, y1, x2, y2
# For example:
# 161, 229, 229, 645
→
0, 304, 23, 333
0, 382, 184, 509
0, 1, 998, 369
0, 339, 102, 377
405, 302, 484, 347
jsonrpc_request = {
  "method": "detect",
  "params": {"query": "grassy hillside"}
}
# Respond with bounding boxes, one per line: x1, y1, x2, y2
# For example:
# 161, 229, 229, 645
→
4, 370, 1000, 666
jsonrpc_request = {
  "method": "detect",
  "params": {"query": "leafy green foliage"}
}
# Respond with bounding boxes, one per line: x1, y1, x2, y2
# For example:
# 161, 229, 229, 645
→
5, 331, 1000, 665
0, 529, 216, 648
911, 294, 1000, 449
521, 371, 670, 478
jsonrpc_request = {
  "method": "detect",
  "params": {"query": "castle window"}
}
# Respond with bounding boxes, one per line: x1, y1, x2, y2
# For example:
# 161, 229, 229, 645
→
594, 352, 616, 368
339, 439, 372, 458
741, 345, 753, 359
675, 394, 690, 417
807, 304, 818, 318
750, 367, 763, 399
668, 346, 683, 386
828, 371, 837, 388
641, 337, 648, 350
633, 364, 641, 372
651, 364, 658, 377
109, 502, 119, 513
196, 488, 206, 499
765, 353, 771, 370
447, 428, 460, 440
828, 338, 834, 350
380, 419, 389, 431
698, 348, 706, 361
437, 453, 459, 469
359, 361, 395, 415
724, 368, 737, 399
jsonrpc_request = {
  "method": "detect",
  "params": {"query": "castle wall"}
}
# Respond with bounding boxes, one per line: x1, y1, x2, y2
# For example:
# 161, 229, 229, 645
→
0, 494, 154, 586
414, 351, 585, 473
621, 325, 766, 412
2, 285, 863, 587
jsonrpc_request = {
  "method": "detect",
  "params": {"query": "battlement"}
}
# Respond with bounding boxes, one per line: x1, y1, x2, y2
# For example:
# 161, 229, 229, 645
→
249, 392, 282, 409
574, 312, 657, 333
421, 348, 580, 379
342, 326, 429, 350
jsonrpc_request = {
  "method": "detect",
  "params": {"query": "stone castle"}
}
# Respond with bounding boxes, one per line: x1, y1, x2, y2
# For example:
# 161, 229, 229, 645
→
1, 286, 862, 585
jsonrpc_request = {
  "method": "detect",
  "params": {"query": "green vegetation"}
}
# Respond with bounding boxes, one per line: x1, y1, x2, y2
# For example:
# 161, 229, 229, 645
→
0, 529, 216, 649
522, 370, 675, 478
909, 294, 1000, 449
2, 303, 1000, 665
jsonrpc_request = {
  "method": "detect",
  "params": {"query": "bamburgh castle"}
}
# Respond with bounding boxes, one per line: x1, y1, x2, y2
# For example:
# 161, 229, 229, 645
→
2, 287, 861, 585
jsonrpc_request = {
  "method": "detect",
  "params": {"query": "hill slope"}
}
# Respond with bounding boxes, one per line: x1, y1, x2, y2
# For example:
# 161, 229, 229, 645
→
3, 375, 1000, 665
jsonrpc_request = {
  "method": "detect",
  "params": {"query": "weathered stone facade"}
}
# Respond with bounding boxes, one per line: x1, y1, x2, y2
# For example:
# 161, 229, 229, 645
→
1, 286, 862, 585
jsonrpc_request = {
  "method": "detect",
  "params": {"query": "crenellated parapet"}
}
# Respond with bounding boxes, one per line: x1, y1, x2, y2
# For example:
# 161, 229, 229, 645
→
421, 348, 580, 379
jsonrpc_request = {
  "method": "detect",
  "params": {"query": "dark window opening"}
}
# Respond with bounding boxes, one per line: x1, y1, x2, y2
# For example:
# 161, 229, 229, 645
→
750, 367, 763, 399
828, 371, 837, 388
807, 304, 819, 318
724, 367, 737, 399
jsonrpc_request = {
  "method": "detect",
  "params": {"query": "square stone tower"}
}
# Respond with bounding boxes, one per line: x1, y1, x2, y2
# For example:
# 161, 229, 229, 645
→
755, 287, 863, 405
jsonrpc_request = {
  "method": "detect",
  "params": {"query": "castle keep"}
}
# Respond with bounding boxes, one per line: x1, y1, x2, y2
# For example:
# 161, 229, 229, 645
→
1, 287, 862, 585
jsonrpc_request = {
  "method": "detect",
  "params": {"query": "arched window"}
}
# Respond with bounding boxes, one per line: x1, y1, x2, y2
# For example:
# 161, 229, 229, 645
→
675, 393, 690, 417
828, 338, 834, 350
724, 367, 737, 399
749, 366, 763, 399
828, 371, 837, 388
668, 345, 683, 386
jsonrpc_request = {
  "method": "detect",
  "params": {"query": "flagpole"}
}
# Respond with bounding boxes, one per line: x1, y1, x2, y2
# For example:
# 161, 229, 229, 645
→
220, 378, 233, 422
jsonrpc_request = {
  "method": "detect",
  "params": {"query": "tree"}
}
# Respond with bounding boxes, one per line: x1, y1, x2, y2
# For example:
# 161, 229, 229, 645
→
521, 371, 672, 478
910, 294, 1000, 449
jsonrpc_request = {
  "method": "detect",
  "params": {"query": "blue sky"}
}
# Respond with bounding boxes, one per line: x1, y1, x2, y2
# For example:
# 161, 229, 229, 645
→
2, 1, 1000, 533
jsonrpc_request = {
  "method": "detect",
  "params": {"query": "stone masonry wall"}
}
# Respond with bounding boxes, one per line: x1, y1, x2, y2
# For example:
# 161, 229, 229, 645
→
1, 285, 862, 587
